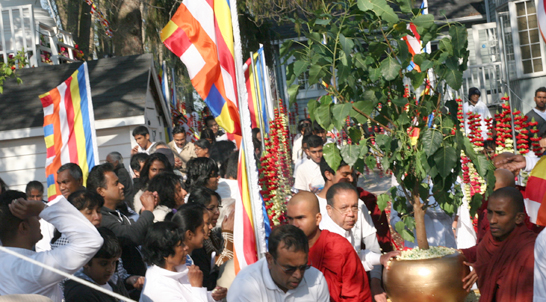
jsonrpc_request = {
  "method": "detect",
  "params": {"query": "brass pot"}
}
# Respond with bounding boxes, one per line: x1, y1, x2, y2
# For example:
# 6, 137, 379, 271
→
383, 251, 470, 302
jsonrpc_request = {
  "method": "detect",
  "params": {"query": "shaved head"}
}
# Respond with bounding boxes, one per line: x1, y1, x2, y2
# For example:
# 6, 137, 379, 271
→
493, 152, 515, 168
288, 191, 320, 215
494, 169, 515, 191
489, 186, 525, 213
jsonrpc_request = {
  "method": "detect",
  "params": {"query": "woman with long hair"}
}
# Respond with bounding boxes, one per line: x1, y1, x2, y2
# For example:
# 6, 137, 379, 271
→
185, 157, 220, 193
133, 153, 173, 213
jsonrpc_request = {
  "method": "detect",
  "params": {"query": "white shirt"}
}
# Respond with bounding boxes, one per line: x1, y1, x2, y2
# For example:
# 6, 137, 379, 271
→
217, 178, 240, 201
0, 196, 103, 301
462, 101, 492, 139
534, 108, 546, 122
138, 142, 157, 154
317, 195, 382, 279
456, 179, 477, 249
292, 134, 304, 164
294, 159, 324, 192
227, 257, 329, 302
140, 264, 214, 302
534, 229, 546, 302
35, 219, 55, 252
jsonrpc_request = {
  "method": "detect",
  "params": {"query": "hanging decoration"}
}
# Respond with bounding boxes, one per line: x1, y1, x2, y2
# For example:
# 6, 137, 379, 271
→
84, 0, 113, 37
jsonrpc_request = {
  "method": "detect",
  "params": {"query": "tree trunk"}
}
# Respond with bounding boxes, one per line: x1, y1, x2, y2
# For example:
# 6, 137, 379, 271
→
412, 184, 430, 250
109, 0, 144, 56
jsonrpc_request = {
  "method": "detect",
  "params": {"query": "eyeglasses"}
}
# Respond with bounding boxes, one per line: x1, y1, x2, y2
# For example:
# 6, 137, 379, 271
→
275, 260, 311, 275
206, 205, 222, 212
332, 205, 359, 215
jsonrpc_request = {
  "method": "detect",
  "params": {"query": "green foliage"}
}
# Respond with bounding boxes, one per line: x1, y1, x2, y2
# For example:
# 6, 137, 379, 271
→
283, 0, 493, 245
0, 51, 27, 94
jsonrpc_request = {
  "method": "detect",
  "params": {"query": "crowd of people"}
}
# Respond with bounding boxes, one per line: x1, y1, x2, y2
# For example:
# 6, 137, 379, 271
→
1, 88, 546, 302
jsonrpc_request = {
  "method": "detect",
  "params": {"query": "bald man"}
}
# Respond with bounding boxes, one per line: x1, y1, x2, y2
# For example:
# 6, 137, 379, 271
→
466, 187, 536, 302
286, 192, 372, 302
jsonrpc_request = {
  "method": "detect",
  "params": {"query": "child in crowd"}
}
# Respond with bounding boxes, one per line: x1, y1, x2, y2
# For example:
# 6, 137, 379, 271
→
64, 227, 130, 302
131, 126, 157, 155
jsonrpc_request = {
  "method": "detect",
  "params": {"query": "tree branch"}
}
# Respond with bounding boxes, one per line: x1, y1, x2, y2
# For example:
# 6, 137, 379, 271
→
351, 105, 393, 132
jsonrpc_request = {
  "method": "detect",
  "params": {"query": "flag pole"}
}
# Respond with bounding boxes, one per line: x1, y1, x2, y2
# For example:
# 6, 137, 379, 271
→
250, 51, 267, 154
230, 0, 267, 259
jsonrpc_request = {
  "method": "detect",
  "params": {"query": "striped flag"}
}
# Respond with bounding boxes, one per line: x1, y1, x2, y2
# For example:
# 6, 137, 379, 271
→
537, 0, 546, 42
39, 62, 99, 201
243, 46, 274, 133
524, 156, 546, 225
160, 0, 241, 136
403, 1, 426, 72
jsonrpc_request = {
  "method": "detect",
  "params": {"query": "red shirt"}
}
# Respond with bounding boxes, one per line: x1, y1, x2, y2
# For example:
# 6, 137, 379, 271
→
309, 229, 372, 302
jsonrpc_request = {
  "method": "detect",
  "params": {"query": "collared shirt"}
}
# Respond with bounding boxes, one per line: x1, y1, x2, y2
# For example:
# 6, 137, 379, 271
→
317, 196, 382, 279
463, 101, 492, 139
292, 134, 304, 164
534, 108, 546, 122
140, 264, 214, 302
535, 229, 546, 302
168, 141, 197, 173
138, 142, 157, 155
227, 257, 329, 302
0, 196, 103, 301
294, 159, 324, 192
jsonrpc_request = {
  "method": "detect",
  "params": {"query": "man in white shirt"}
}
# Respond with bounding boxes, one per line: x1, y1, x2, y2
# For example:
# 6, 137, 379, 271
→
318, 181, 398, 302
131, 126, 157, 155
294, 135, 325, 193
0, 191, 103, 301
526, 87, 546, 137
535, 226, 546, 301
227, 224, 329, 302
292, 119, 312, 165
463, 87, 492, 139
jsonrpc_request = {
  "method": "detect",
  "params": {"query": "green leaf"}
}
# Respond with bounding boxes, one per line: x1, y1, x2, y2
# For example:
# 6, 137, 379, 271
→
375, 134, 391, 149
307, 99, 318, 121
350, 101, 374, 124
377, 193, 391, 211
315, 18, 330, 25
308, 64, 323, 86
449, 25, 468, 57
339, 34, 354, 59
280, 40, 294, 57
433, 146, 458, 178
398, 112, 410, 126
365, 155, 376, 170
288, 84, 300, 105
439, 38, 453, 55
422, 129, 443, 156
396, 220, 415, 242
371, 0, 400, 24
408, 70, 427, 88
420, 60, 433, 71
359, 139, 369, 156
341, 144, 360, 167
293, 61, 309, 78
357, 0, 373, 11
469, 193, 483, 217
315, 104, 333, 131
348, 127, 363, 143
413, 53, 425, 66
395, 0, 412, 13
413, 14, 435, 29
443, 69, 463, 90
368, 67, 382, 82
323, 143, 342, 171
380, 56, 401, 81
392, 97, 408, 107
332, 103, 352, 130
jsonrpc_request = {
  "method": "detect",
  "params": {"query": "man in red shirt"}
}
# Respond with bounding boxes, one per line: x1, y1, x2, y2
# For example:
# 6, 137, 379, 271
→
286, 191, 371, 302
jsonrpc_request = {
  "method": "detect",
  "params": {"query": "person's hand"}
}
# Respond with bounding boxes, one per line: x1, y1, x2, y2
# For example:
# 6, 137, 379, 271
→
380, 251, 400, 268
140, 191, 158, 212
174, 157, 183, 169
188, 265, 203, 288
211, 286, 227, 301
9, 198, 45, 220
131, 145, 139, 155
462, 261, 477, 292
222, 208, 235, 232
371, 278, 387, 302
126, 276, 145, 290
496, 154, 526, 172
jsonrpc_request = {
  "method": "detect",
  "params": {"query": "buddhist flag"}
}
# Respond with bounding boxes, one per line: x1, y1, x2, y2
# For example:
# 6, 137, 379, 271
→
524, 156, 546, 225
409, 127, 420, 146
160, 0, 241, 136
39, 62, 99, 201
539, 0, 546, 42
403, 2, 426, 72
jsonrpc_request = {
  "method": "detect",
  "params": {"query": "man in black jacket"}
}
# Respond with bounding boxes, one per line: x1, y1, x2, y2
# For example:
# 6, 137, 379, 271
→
87, 163, 156, 277
106, 152, 135, 212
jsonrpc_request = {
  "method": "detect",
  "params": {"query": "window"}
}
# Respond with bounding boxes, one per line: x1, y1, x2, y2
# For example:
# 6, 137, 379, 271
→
515, 1, 543, 74
297, 71, 317, 90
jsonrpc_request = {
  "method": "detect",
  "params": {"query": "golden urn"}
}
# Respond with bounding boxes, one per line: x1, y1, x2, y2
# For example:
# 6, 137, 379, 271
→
383, 251, 470, 302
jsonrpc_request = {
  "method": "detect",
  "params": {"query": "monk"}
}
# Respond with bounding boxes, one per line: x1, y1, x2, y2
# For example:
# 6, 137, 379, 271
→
463, 187, 536, 301
286, 191, 372, 302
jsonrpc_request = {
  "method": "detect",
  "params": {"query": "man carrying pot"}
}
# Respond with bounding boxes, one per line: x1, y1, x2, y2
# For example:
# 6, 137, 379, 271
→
463, 187, 536, 301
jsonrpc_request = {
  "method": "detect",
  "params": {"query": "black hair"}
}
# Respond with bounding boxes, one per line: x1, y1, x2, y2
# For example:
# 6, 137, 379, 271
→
536, 87, 546, 97
173, 125, 186, 135
67, 189, 104, 211
221, 151, 239, 179
489, 186, 525, 213
268, 224, 309, 260
210, 140, 236, 164
188, 187, 221, 207
86, 163, 115, 194
204, 116, 216, 127
92, 227, 122, 260
132, 125, 150, 137
468, 87, 481, 100
57, 163, 83, 181
141, 221, 185, 267
0, 190, 26, 243
326, 182, 358, 206
320, 157, 349, 182
0, 177, 8, 194
307, 135, 324, 149
139, 153, 173, 187
195, 139, 212, 151
148, 172, 182, 209
172, 203, 206, 236
200, 129, 216, 144
312, 121, 325, 133
130, 153, 149, 173
252, 128, 262, 156
25, 181, 44, 195
302, 134, 313, 148
297, 118, 312, 134
185, 157, 219, 193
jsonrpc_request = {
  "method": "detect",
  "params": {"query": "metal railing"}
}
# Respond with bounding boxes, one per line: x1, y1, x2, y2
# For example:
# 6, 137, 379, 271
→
458, 62, 506, 105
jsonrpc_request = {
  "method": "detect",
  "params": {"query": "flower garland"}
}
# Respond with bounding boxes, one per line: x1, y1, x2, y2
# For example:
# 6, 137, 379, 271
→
529, 118, 542, 155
